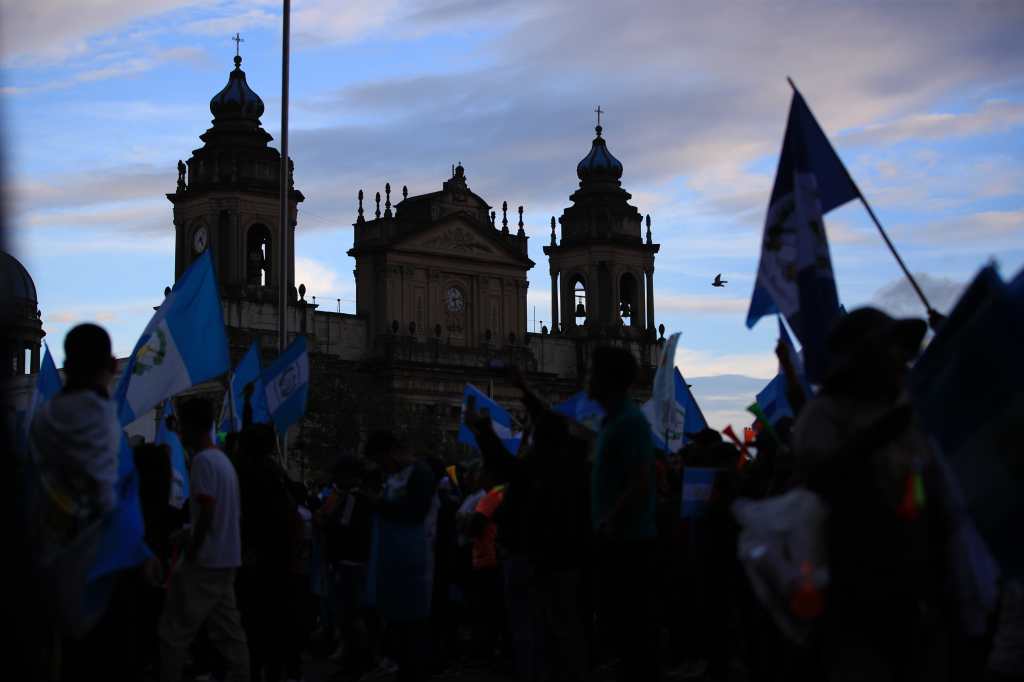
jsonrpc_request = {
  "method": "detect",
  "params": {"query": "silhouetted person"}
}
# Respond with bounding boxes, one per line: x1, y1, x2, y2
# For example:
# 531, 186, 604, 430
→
588, 346, 660, 682
362, 430, 439, 682
158, 397, 249, 682
793, 307, 995, 681
29, 323, 121, 638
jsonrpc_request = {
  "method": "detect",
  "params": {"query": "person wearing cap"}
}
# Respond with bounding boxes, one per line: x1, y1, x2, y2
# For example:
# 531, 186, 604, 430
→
791, 307, 988, 680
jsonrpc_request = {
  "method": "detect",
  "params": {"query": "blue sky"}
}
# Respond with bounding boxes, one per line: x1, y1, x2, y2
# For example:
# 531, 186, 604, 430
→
3, 0, 1023, 427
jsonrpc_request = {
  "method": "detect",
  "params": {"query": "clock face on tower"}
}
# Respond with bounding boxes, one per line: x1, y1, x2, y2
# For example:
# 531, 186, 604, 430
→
192, 225, 209, 253
446, 286, 465, 313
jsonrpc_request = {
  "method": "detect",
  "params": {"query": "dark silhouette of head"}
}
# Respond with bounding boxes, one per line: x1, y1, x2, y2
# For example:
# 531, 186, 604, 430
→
63, 323, 116, 390
825, 306, 927, 400
239, 423, 277, 461
364, 429, 410, 474
177, 397, 216, 452
587, 346, 638, 407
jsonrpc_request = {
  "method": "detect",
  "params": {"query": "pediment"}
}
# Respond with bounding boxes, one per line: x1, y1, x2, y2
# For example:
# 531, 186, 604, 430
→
397, 216, 532, 267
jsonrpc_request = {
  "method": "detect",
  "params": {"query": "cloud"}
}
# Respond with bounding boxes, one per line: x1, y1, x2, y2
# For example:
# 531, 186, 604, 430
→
676, 345, 776, 380
8, 167, 173, 216
0, 0, 198, 65
295, 256, 353, 301
840, 99, 1024, 147
1, 47, 207, 95
872, 272, 968, 318
657, 293, 748, 315
45, 300, 159, 325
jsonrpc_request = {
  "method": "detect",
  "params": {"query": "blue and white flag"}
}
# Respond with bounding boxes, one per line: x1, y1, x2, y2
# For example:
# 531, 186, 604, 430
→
262, 335, 310, 434
20, 343, 62, 452
114, 251, 230, 426
230, 340, 269, 431
681, 467, 717, 519
458, 384, 521, 455
645, 368, 707, 452
649, 332, 683, 448
747, 88, 859, 383
155, 400, 189, 508
553, 391, 605, 432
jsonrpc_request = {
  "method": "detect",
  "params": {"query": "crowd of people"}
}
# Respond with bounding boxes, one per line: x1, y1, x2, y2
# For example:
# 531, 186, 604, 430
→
17, 308, 1022, 682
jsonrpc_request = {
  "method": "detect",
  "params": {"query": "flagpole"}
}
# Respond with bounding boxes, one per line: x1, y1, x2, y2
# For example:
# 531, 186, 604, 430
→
279, 0, 291, 462
786, 77, 938, 327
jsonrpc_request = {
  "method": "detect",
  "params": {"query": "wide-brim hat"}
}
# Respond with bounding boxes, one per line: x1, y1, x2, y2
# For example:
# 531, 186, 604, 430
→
826, 306, 927, 376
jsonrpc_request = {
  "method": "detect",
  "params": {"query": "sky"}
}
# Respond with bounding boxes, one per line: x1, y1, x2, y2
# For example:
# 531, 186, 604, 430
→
3, 0, 1023, 429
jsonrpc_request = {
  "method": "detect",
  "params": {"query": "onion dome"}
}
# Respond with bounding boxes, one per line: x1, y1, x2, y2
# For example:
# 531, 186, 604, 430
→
209, 55, 265, 124
576, 125, 623, 183
1, 251, 37, 303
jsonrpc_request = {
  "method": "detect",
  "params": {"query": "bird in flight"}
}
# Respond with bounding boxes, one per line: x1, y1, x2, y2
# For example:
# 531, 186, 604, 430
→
712, 274, 728, 288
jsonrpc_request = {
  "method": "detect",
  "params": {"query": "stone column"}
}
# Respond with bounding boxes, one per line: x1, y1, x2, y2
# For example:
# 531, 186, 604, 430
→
550, 271, 559, 332
645, 267, 656, 332
31, 342, 40, 374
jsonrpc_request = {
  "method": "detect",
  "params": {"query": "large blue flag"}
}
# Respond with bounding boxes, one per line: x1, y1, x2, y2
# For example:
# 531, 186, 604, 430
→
155, 400, 189, 507
909, 264, 1024, 577
229, 340, 269, 431
114, 250, 230, 426
747, 88, 859, 383
458, 384, 521, 455
262, 335, 310, 434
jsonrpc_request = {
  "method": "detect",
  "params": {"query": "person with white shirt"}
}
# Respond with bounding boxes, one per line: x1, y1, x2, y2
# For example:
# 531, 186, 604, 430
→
158, 397, 249, 682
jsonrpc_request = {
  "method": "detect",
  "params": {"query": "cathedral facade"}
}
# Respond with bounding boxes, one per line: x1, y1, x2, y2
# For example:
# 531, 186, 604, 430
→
8, 52, 667, 471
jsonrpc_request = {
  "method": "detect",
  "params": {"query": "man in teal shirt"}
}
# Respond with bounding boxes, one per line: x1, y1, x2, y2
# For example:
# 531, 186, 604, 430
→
588, 346, 660, 681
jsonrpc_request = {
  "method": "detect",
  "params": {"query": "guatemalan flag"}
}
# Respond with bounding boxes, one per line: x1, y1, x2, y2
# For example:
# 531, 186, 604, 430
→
746, 87, 859, 383
113, 250, 230, 426
458, 384, 522, 455
262, 335, 310, 433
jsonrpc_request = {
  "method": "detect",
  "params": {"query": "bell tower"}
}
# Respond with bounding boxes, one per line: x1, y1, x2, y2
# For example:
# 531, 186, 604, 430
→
167, 46, 303, 301
544, 115, 659, 339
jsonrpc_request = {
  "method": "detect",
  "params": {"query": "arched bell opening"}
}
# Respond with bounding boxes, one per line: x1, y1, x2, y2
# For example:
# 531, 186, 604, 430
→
246, 223, 272, 287
619, 272, 638, 326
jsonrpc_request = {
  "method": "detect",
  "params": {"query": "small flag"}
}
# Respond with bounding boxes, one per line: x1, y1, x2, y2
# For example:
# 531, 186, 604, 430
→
262, 335, 310, 434
644, 369, 708, 451
747, 88, 858, 383
552, 391, 605, 431
681, 467, 717, 519
229, 340, 269, 431
20, 343, 62, 453
457, 384, 521, 455
155, 400, 189, 508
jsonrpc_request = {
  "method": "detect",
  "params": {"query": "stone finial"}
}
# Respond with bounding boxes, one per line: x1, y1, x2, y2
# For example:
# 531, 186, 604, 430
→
357, 189, 365, 223
550, 216, 557, 246
375, 191, 381, 219
384, 183, 392, 217
298, 283, 306, 301
645, 214, 652, 244
501, 201, 509, 234
517, 206, 525, 237
402, 185, 408, 200
490, 210, 496, 228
